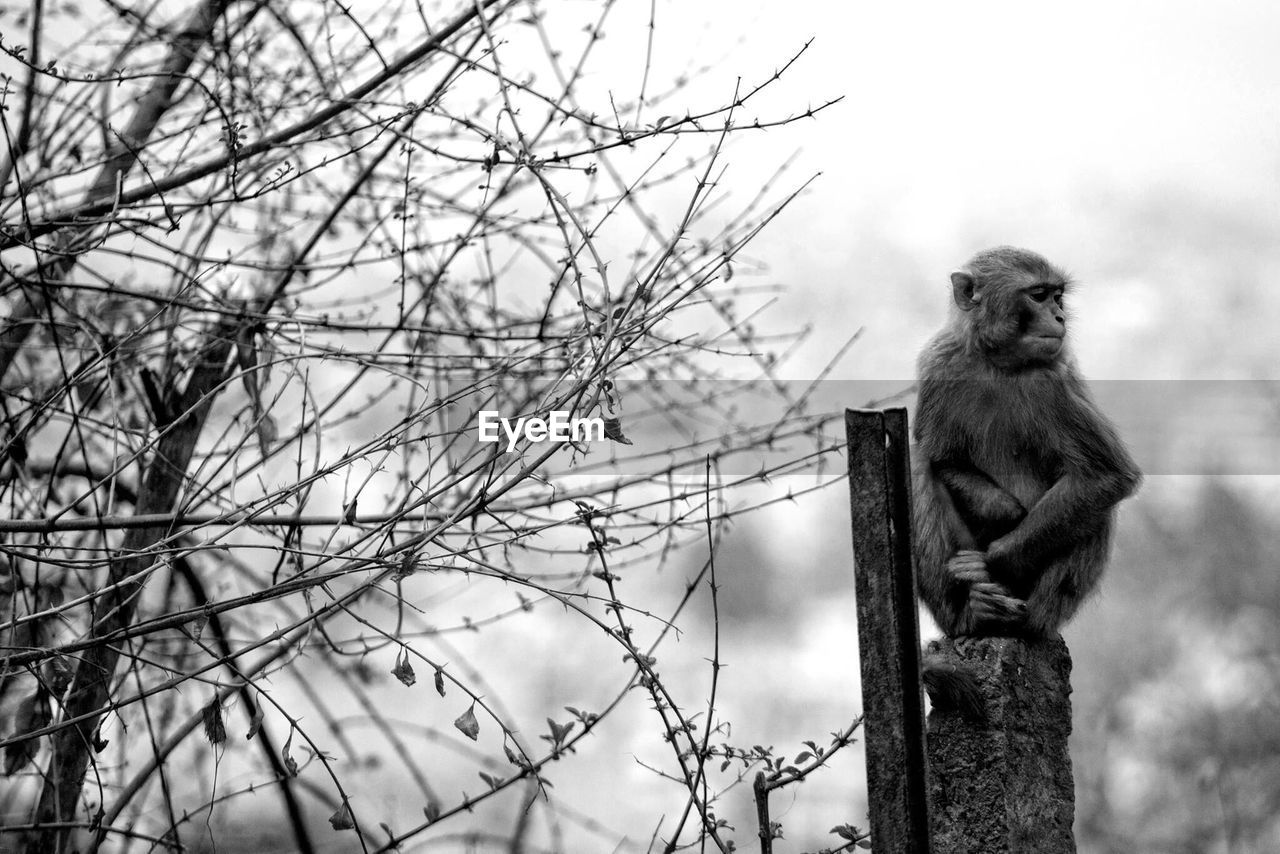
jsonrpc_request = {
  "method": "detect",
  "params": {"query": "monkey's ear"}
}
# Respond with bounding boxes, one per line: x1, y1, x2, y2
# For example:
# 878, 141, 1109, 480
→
950, 271, 979, 311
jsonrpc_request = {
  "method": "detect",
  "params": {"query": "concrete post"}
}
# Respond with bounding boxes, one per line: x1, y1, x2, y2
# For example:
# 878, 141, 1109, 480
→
926, 635, 1076, 854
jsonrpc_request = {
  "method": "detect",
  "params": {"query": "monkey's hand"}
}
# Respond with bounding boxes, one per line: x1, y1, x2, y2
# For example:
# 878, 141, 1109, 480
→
984, 535, 1036, 588
945, 550, 990, 584
947, 551, 1028, 635
967, 582, 1028, 631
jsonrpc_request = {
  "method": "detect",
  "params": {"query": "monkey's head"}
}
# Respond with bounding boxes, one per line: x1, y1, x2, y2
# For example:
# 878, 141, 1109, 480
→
950, 246, 1069, 368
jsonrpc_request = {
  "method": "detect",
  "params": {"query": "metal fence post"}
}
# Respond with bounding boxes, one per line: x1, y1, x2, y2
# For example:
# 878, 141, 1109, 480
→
846, 407, 931, 853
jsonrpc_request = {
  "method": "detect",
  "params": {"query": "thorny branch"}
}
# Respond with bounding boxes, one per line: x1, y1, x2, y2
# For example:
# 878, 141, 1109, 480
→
0, 1, 852, 851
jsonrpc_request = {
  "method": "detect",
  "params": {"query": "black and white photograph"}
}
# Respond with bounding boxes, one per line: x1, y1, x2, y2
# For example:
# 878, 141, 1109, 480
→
1, 1, 1278, 852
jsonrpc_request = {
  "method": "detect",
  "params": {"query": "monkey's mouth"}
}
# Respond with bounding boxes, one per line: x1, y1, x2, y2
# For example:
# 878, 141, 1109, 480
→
1025, 336, 1064, 359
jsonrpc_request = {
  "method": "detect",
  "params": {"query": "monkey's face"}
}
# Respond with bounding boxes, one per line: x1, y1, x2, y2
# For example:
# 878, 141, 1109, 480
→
950, 248, 1071, 369
1010, 283, 1066, 365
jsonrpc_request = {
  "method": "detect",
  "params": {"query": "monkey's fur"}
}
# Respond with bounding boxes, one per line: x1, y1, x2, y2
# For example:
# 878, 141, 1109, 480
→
914, 247, 1140, 718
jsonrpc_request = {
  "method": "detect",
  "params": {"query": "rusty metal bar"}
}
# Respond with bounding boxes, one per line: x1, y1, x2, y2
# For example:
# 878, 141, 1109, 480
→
846, 407, 931, 853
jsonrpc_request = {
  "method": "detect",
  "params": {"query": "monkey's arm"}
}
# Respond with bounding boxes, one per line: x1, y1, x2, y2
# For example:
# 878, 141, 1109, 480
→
915, 375, 1026, 543
985, 390, 1140, 584
986, 468, 1136, 584
932, 459, 1026, 545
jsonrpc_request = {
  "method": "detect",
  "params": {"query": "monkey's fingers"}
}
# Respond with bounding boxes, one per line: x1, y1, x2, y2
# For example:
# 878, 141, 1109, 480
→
970, 587, 1028, 624
970, 580, 1015, 598
946, 550, 988, 582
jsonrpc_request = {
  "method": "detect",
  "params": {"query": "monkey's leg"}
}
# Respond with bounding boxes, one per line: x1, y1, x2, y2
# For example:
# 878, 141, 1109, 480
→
934, 462, 1026, 546
1018, 540, 1107, 637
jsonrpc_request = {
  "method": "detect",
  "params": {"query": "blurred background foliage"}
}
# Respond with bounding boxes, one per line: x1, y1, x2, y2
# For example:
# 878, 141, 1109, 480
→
651, 2, 1280, 851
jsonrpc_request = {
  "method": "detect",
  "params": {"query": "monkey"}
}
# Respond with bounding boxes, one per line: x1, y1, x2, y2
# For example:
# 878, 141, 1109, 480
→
913, 246, 1141, 640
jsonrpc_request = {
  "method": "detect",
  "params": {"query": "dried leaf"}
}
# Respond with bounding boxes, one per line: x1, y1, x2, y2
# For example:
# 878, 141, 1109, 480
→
202, 698, 226, 745
281, 730, 299, 776
602, 417, 632, 445
246, 704, 265, 741
434, 666, 446, 697
391, 648, 416, 686
394, 550, 418, 580
329, 801, 355, 830
454, 705, 479, 741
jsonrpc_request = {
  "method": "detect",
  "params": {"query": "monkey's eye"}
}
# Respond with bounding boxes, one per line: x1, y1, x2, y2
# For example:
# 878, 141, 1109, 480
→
1027, 286, 1061, 304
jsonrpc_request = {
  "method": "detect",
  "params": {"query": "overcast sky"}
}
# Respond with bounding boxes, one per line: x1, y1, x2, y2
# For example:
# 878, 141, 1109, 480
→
612, 1, 1280, 380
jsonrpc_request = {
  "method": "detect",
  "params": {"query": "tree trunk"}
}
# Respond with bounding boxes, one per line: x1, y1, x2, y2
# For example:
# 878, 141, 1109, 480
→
26, 330, 235, 853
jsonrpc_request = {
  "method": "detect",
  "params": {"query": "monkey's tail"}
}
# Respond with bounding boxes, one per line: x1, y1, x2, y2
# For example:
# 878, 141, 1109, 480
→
921, 654, 986, 722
